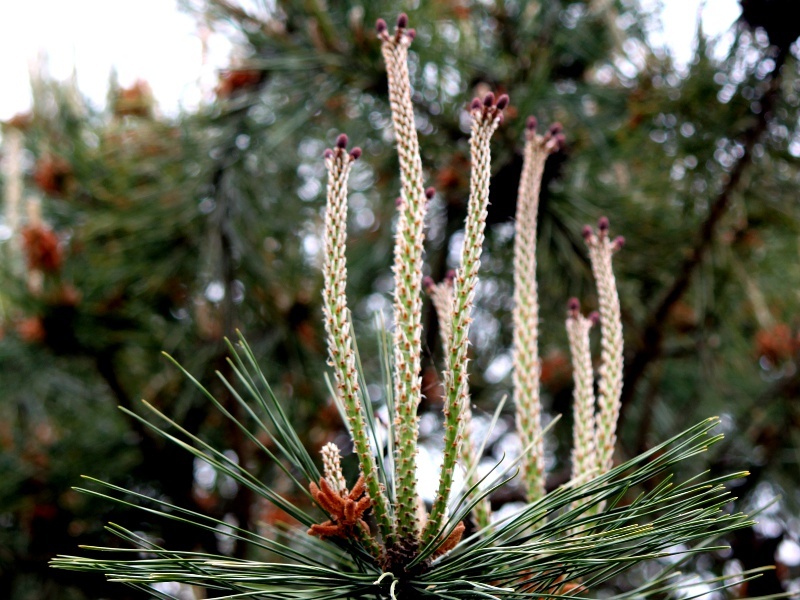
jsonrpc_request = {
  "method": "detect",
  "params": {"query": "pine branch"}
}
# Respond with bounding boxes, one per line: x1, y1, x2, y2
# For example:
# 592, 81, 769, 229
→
566, 299, 598, 487
422, 93, 507, 547
512, 117, 564, 502
321, 135, 393, 544
378, 14, 429, 546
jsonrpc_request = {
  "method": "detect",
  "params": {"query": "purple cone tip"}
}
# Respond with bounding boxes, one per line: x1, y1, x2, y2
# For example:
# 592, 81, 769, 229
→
526, 116, 538, 131
582, 225, 593, 239
349, 147, 362, 160
395, 197, 404, 208
496, 94, 509, 110
470, 97, 482, 111
554, 133, 566, 149
549, 122, 563, 135
396, 13, 408, 29
568, 297, 580, 312
483, 92, 495, 107
425, 186, 435, 199
376, 18, 387, 33
422, 276, 435, 291
589, 311, 600, 326
598, 216, 610, 231
336, 133, 348, 149
444, 269, 456, 281
406, 28, 416, 41
613, 235, 625, 250
323, 148, 333, 159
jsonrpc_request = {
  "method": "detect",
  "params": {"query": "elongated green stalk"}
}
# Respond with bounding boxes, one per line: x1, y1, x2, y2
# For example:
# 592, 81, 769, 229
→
512, 118, 564, 502
566, 299, 598, 485
583, 219, 624, 475
422, 93, 507, 545
425, 273, 491, 530
377, 14, 429, 543
322, 135, 393, 543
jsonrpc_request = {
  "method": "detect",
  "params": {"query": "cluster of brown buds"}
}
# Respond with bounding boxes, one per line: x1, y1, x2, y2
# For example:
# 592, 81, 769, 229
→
375, 13, 415, 44
526, 116, 566, 153
469, 92, 509, 125
308, 474, 372, 540
323, 132, 362, 163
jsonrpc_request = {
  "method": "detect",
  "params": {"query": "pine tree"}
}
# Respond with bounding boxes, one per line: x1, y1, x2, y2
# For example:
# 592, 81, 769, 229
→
1, 1, 799, 598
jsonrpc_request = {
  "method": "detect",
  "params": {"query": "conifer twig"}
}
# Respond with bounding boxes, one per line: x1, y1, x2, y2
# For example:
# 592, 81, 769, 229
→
583, 219, 625, 474
512, 118, 564, 502
377, 14, 429, 544
425, 273, 491, 530
565, 299, 598, 485
321, 135, 393, 542
422, 93, 507, 545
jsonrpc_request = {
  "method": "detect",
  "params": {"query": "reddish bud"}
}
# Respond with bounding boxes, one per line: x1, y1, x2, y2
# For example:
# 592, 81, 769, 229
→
589, 311, 600, 326
396, 13, 408, 28
568, 297, 580, 313
526, 116, 538, 131
444, 269, 456, 281
470, 97, 482, 111
496, 112, 505, 124
483, 92, 495, 107
406, 28, 416, 41
613, 235, 625, 250
554, 133, 566, 149
395, 197, 404, 208
422, 276, 435, 291
425, 186, 435, 199
582, 225, 593, 239
548, 122, 563, 135
323, 148, 333, 159
349, 147, 362, 160
496, 94, 509, 110
336, 133, 348, 149
598, 216, 610, 231
376, 18, 387, 33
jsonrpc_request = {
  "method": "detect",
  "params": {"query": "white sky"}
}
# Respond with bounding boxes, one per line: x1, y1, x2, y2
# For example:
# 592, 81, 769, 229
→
0, 0, 741, 121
